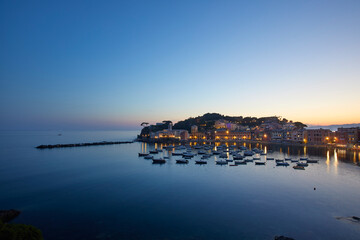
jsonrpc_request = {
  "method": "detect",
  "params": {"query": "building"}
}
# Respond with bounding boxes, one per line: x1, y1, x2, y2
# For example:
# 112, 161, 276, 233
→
214, 120, 227, 129
304, 129, 331, 145
191, 125, 198, 134
336, 127, 360, 145
214, 129, 251, 141
150, 123, 189, 140
289, 129, 305, 143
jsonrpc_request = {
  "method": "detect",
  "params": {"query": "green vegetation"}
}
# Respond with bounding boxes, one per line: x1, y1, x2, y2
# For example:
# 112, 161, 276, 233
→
0, 221, 43, 240
172, 113, 307, 132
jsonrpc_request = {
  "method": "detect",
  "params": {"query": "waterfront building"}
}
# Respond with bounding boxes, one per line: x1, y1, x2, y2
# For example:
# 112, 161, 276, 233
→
304, 129, 331, 145
191, 125, 198, 134
271, 130, 285, 141
214, 129, 251, 141
336, 127, 360, 145
214, 120, 227, 129
289, 129, 305, 143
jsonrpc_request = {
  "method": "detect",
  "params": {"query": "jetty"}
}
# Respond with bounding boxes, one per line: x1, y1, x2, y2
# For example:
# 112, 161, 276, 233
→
36, 141, 133, 149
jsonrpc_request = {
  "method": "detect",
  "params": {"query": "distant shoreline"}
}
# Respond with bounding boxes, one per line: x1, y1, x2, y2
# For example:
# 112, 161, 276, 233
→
137, 138, 360, 151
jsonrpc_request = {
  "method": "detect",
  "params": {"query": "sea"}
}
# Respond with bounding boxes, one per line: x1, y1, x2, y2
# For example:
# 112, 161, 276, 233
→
0, 130, 359, 240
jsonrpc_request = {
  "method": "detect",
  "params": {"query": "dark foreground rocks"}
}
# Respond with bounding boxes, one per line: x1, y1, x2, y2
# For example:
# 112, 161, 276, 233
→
274, 236, 295, 240
0, 209, 43, 240
36, 140, 133, 149
336, 216, 360, 224
0, 209, 20, 223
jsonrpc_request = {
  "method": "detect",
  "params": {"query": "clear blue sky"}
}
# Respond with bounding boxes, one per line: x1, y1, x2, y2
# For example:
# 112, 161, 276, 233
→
1, 0, 359, 130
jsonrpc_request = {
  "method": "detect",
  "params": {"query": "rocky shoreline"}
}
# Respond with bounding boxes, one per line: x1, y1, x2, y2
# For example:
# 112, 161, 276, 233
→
0, 209, 43, 240
35, 140, 133, 149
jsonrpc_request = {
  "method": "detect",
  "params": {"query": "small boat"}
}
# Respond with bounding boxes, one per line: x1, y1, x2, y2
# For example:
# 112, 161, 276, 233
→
164, 156, 170, 159
285, 158, 291, 161
233, 156, 244, 160
138, 153, 149, 157
244, 150, 254, 156
255, 161, 266, 165
212, 151, 221, 155
149, 150, 159, 154
152, 158, 166, 164
253, 157, 261, 160
290, 159, 299, 162
172, 152, 183, 156
293, 165, 305, 170
306, 159, 319, 163
195, 159, 207, 164
245, 158, 254, 162
176, 159, 189, 164
226, 159, 233, 162
219, 153, 228, 158
275, 159, 284, 163
144, 155, 153, 159
182, 153, 195, 158
198, 150, 206, 155
297, 162, 308, 167
300, 157, 308, 160
234, 160, 246, 165
276, 162, 289, 166
216, 159, 228, 165
266, 157, 274, 160
260, 152, 267, 156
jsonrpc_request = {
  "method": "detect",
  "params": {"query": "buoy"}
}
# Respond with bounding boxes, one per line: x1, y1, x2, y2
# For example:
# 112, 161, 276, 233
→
314, 187, 316, 190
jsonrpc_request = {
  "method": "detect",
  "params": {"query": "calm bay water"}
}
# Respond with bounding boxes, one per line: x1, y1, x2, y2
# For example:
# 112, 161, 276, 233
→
0, 130, 360, 240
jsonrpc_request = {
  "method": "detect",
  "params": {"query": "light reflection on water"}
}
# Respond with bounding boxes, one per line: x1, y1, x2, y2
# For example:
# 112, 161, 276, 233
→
0, 131, 360, 240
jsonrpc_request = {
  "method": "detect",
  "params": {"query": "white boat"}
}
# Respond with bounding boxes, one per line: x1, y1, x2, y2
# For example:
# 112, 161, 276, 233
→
276, 162, 289, 166
300, 157, 308, 160
152, 158, 166, 164
138, 153, 149, 157
255, 161, 266, 165
176, 159, 189, 164
244, 150, 254, 156
172, 152, 183, 156
297, 162, 308, 167
306, 159, 319, 163
234, 160, 246, 165
195, 159, 207, 164
216, 159, 228, 165
219, 153, 228, 158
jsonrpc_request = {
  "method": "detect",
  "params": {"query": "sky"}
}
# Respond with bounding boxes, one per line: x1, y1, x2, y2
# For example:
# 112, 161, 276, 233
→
1, 0, 359, 130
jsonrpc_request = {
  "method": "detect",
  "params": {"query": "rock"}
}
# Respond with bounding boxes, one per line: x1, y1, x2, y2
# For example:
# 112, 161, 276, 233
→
0, 209, 21, 223
274, 236, 295, 240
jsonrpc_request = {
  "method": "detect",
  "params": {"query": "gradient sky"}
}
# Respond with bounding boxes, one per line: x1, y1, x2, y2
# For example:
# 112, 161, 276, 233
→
1, 0, 360, 130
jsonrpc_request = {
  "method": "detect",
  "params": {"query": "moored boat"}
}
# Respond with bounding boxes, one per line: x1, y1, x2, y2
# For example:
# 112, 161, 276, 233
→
255, 161, 266, 165
306, 159, 319, 163
176, 159, 189, 164
276, 162, 289, 166
152, 158, 166, 164
297, 162, 308, 167
234, 160, 246, 165
216, 159, 228, 165
138, 153, 149, 157
195, 159, 207, 164
293, 165, 305, 170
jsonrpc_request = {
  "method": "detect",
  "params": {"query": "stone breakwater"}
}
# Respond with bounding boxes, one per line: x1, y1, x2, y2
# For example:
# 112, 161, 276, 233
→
36, 141, 133, 149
